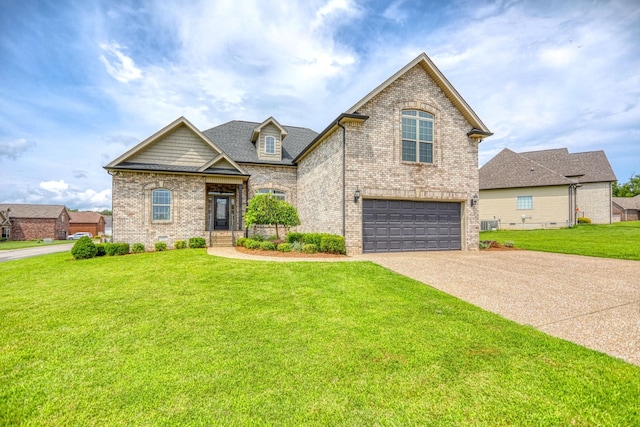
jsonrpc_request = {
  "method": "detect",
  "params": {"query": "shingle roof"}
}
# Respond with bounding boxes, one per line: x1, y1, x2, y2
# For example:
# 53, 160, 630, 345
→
69, 211, 103, 224
202, 120, 318, 165
480, 148, 617, 190
612, 195, 640, 210
0, 204, 67, 219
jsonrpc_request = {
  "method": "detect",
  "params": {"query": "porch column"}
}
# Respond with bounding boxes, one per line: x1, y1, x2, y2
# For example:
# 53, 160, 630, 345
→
238, 183, 243, 231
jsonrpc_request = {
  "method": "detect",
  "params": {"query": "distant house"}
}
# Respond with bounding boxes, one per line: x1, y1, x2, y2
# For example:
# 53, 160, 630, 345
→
0, 208, 10, 240
69, 211, 106, 236
479, 148, 616, 229
612, 195, 640, 221
0, 204, 71, 240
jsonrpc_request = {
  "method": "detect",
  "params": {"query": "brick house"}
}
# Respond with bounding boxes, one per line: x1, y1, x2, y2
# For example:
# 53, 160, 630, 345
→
0, 204, 70, 240
479, 148, 617, 229
105, 53, 492, 254
612, 195, 640, 221
69, 211, 106, 236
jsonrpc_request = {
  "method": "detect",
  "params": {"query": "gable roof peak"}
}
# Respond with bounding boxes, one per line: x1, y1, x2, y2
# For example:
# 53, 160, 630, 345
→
251, 116, 288, 142
347, 52, 492, 137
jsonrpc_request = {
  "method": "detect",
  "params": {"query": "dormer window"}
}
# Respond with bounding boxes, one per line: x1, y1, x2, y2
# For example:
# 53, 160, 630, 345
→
265, 136, 275, 155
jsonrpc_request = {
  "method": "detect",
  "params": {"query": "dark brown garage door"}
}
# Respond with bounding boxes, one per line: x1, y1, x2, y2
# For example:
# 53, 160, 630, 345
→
362, 199, 461, 253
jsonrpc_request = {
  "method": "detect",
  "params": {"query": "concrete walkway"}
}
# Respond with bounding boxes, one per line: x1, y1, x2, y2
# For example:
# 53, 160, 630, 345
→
209, 246, 640, 366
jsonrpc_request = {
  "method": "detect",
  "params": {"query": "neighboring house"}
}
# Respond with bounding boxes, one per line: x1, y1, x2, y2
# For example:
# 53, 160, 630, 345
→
0, 208, 10, 240
105, 52, 492, 254
479, 148, 616, 229
612, 195, 640, 221
0, 204, 70, 240
69, 211, 106, 236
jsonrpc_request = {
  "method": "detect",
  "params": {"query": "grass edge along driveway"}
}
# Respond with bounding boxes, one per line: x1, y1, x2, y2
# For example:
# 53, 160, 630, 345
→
480, 221, 640, 260
1, 250, 639, 425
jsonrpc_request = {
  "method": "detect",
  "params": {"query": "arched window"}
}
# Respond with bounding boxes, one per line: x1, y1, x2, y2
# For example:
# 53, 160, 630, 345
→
152, 188, 172, 221
401, 110, 434, 163
256, 189, 285, 201
265, 136, 276, 154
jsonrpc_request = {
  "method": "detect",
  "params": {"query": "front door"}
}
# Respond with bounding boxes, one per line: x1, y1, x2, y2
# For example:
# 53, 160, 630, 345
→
214, 196, 229, 230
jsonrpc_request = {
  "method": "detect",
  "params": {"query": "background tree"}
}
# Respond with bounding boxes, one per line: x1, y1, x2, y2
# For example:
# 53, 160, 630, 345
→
613, 173, 640, 197
245, 193, 300, 239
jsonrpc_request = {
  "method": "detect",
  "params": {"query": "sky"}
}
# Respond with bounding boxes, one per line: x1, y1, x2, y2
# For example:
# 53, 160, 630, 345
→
1, 0, 639, 211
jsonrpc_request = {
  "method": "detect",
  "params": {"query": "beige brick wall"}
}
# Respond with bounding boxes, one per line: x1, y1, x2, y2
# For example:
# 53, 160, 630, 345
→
576, 182, 612, 224
296, 130, 344, 236
112, 171, 208, 248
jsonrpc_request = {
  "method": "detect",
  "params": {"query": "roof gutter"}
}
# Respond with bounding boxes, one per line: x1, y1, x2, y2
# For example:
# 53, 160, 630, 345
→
338, 119, 346, 238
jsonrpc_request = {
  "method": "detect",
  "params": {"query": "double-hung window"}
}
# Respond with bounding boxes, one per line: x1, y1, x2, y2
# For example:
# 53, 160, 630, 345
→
517, 196, 533, 210
265, 136, 276, 155
152, 189, 172, 221
402, 110, 434, 163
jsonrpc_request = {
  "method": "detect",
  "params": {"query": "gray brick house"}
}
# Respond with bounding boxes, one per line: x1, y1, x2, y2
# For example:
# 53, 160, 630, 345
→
105, 53, 492, 254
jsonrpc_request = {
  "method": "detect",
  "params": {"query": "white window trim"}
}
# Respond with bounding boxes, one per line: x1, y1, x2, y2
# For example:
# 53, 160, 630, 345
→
152, 188, 172, 222
517, 195, 533, 210
256, 189, 286, 201
265, 136, 276, 155
401, 110, 434, 164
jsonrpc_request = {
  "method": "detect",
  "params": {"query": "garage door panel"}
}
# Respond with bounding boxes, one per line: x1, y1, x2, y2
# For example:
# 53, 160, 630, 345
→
363, 200, 461, 253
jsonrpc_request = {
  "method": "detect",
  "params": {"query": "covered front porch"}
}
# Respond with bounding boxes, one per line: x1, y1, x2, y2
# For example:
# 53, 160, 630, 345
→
205, 177, 248, 247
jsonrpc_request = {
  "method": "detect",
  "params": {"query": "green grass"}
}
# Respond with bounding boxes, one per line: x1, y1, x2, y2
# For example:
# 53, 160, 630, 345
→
1, 250, 639, 425
0, 239, 73, 250
481, 221, 640, 260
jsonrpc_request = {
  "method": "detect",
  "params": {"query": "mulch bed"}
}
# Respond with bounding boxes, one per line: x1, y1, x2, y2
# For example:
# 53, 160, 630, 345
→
234, 246, 348, 258
481, 240, 522, 251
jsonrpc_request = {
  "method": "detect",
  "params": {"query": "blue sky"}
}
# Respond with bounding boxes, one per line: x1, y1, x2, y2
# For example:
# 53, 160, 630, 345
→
1, 0, 639, 211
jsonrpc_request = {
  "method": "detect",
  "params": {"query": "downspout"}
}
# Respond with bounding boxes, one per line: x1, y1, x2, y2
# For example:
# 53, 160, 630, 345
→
337, 120, 346, 237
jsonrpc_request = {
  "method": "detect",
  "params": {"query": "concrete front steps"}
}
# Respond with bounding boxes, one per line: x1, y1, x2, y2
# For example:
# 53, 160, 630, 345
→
209, 231, 235, 247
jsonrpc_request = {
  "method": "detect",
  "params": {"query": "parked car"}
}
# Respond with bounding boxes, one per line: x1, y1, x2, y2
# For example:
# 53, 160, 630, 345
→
67, 232, 93, 240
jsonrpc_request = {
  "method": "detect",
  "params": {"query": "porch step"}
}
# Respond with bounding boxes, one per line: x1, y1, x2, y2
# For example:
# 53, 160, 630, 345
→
210, 234, 234, 247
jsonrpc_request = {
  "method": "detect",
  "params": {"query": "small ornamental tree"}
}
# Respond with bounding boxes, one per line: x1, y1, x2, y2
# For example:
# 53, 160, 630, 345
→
245, 193, 300, 239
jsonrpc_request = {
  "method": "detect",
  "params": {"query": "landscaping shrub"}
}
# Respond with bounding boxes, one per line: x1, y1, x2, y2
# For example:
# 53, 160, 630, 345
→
302, 233, 324, 247
291, 241, 304, 252
503, 241, 515, 248
94, 243, 106, 257
250, 234, 265, 242
71, 236, 97, 260
277, 243, 292, 252
578, 217, 592, 224
286, 232, 304, 244
479, 240, 491, 250
245, 239, 261, 250
174, 240, 187, 249
154, 242, 167, 252
267, 235, 278, 242
259, 241, 276, 251
236, 237, 248, 247
132, 243, 145, 254
320, 235, 346, 254
302, 243, 318, 254
189, 237, 206, 248
105, 242, 130, 256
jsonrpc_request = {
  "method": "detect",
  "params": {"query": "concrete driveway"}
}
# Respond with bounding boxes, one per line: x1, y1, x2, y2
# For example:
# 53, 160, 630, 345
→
357, 250, 640, 366
0, 243, 74, 262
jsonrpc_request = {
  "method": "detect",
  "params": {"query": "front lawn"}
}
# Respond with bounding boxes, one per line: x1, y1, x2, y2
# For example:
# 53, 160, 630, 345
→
1, 250, 638, 425
480, 221, 640, 260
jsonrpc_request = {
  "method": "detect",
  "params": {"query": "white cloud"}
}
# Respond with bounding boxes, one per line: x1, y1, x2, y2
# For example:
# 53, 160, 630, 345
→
40, 180, 69, 193
0, 138, 35, 160
99, 42, 142, 83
